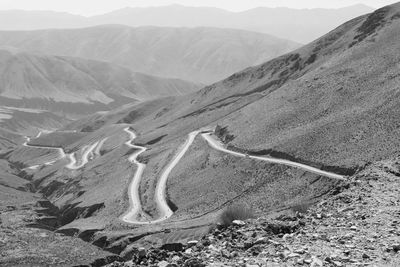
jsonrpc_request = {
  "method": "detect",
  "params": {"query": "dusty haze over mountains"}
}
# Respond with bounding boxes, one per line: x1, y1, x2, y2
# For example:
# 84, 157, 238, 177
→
0, 4, 374, 43
1, 1, 400, 266
0, 26, 299, 84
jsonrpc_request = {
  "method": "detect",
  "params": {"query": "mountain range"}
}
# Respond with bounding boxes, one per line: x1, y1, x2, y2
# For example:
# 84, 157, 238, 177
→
0, 49, 201, 116
0, 25, 299, 84
0, 4, 374, 43
89, 4, 374, 43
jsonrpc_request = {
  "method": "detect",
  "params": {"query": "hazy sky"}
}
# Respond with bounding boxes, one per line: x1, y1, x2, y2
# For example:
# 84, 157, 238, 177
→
0, 0, 397, 15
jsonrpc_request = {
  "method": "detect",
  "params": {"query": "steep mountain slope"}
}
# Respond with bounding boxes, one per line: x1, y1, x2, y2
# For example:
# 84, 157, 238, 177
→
213, 3, 400, 168
113, 2, 400, 169
0, 5, 374, 43
0, 49, 200, 116
0, 25, 299, 84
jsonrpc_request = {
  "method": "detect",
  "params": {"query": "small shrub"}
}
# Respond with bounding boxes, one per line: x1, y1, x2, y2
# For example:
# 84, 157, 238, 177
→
279, 69, 289, 78
218, 203, 254, 226
305, 53, 317, 65
290, 60, 301, 71
354, 7, 389, 43
391, 13, 400, 20
215, 125, 235, 143
290, 53, 301, 62
290, 202, 313, 214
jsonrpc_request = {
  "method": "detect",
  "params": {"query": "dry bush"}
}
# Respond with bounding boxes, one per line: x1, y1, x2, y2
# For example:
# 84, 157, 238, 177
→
218, 203, 254, 226
290, 201, 313, 214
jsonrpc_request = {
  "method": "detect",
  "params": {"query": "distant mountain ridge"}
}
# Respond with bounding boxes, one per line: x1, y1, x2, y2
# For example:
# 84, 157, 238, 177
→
0, 25, 300, 83
0, 4, 374, 43
0, 49, 201, 116
0, 106, 70, 137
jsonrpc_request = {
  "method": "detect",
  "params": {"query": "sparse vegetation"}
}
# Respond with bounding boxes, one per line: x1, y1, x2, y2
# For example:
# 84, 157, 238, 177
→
305, 53, 317, 65
290, 201, 313, 214
290, 53, 301, 62
215, 125, 235, 143
391, 12, 400, 20
81, 120, 106, 132
218, 203, 254, 226
353, 7, 389, 44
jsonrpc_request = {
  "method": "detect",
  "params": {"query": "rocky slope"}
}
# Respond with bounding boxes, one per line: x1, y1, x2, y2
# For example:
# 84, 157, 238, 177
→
106, 156, 400, 267
104, 2, 400, 170
216, 3, 400, 168
0, 25, 299, 84
0, 200, 119, 266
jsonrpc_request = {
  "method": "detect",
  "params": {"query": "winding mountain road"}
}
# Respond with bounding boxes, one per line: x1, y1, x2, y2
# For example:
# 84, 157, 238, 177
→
201, 133, 345, 181
23, 133, 101, 170
153, 130, 200, 223
23, 135, 66, 163
23, 126, 345, 226
121, 128, 148, 224
94, 138, 108, 157
121, 128, 200, 224
65, 142, 99, 169
121, 128, 345, 224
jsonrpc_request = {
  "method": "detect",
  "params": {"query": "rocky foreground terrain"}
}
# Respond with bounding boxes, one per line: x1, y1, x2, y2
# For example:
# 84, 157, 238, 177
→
105, 156, 400, 267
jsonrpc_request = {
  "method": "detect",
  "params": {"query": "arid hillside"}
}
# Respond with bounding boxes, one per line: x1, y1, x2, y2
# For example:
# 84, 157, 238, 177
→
0, 25, 299, 83
214, 3, 400, 168
0, 106, 70, 137
112, 2, 400, 169
0, 49, 200, 116
0, 127, 24, 150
